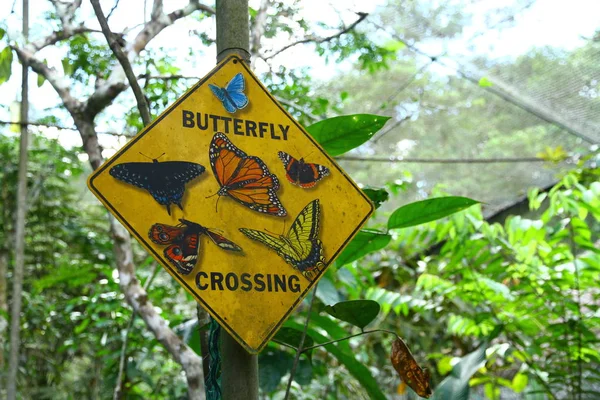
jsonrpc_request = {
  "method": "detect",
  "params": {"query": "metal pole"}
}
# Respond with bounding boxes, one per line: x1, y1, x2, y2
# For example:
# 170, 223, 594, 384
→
214, 1, 258, 399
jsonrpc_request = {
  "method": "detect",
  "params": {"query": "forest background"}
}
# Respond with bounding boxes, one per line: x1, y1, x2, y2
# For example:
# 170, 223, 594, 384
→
0, 0, 599, 399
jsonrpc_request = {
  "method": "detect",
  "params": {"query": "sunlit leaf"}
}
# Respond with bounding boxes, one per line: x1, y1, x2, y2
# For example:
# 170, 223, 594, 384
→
388, 196, 479, 230
307, 114, 390, 156
363, 187, 389, 209
0, 46, 13, 85
336, 230, 391, 266
324, 300, 380, 329
478, 77, 493, 87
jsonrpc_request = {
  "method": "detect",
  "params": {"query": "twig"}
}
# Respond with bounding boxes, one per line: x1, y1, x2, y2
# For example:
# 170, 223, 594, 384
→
283, 284, 319, 400
300, 328, 398, 353
107, 0, 121, 20
264, 12, 369, 61
113, 263, 159, 400
0, 120, 131, 137
91, 0, 151, 126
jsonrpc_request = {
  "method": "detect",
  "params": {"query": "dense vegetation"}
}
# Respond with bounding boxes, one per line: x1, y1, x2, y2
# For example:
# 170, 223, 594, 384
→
1, 1, 599, 399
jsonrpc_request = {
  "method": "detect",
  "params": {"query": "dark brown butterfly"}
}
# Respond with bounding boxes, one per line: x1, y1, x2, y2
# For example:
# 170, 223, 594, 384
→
149, 219, 242, 275
390, 337, 432, 398
278, 151, 330, 189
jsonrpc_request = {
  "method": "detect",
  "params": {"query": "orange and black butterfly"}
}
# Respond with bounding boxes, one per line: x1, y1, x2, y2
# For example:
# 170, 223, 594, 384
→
149, 219, 242, 275
209, 132, 286, 216
390, 337, 432, 398
278, 151, 330, 189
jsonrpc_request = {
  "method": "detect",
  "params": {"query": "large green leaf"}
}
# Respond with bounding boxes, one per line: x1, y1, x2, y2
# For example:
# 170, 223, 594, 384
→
433, 342, 488, 400
285, 319, 387, 400
272, 326, 314, 351
336, 230, 391, 267
388, 196, 479, 230
324, 300, 380, 330
0, 46, 13, 85
363, 187, 389, 209
307, 114, 390, 156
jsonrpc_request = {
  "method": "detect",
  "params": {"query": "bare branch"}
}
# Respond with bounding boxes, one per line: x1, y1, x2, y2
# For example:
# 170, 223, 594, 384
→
85, 0, 215, 118
107, 0, 121, 20
11, 46, 82, 114
91, 0, 151, 125
250, 0, 271, 68
263, 12, 368, 61
0, 120, 131, 137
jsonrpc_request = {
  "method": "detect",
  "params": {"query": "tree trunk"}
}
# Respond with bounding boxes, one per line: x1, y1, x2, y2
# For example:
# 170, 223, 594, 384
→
7, 0, 29, 397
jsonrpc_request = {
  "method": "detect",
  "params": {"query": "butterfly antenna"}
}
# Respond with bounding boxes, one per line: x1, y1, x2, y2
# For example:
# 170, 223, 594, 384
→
139, 152, 165, 161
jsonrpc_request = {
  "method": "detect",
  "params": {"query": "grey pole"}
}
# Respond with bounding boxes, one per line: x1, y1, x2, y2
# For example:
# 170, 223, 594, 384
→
214, 1, 258, 399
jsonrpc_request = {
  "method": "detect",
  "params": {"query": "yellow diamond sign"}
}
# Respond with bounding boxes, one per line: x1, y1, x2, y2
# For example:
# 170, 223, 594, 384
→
88, 56, 374, 353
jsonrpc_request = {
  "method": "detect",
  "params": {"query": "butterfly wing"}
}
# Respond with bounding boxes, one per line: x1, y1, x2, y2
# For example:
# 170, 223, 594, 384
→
277, 151, 330, 189
164, 232, 200, 275
210, 133, 286, 216
110, 162, 154, 190
209, 83, 237, 113
225, 73, 249, 110
149, 222, 187, 245
239, 228, 293, 259
287, 199, 321, 258
205, 229, 243, 252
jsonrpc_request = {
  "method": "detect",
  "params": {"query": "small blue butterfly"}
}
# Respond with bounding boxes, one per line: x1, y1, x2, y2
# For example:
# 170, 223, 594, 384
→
209, 73, 249, 113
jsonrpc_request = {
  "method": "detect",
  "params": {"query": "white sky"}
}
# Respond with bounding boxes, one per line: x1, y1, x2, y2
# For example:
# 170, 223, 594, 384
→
0, 0, 598, 150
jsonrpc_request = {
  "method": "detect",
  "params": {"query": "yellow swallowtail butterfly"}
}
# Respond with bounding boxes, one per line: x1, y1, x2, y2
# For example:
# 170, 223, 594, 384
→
239, 199, 325, 281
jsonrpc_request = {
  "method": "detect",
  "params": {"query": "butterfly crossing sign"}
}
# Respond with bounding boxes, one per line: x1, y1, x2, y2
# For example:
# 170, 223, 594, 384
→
88, 56, 374, 353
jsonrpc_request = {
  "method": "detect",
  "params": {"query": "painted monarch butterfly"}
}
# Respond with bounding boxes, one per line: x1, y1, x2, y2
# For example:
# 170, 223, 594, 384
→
209, 72, 249, 114
278, 151, 330, 189
109, 157, 205, 215
149, 219, 242, 275
209, 132, 286, 217
239, 199, 324, 281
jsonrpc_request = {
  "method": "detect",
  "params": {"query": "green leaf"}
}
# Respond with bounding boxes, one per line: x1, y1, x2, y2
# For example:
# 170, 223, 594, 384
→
336, 230, 391, 266
433, 342, 488, 400
285, 319, 387, 400
74, 319, 91, 334
363, 187, 389, 209
37, 73, 46, 87
324, 300, 380, 329
0, 28, 6, 41
478, 77, 493, 87
259, 350, 291, 393
272, 326, 314, 351
512, 372, 528, 393
0, 46, 13, 85
307, 114, 390, 156
388, 196, 479, 230
315, 276, 340, 305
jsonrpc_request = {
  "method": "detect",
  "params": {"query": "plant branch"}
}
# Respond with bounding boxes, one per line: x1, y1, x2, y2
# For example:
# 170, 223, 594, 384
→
91, 0, 151, 126
250, 0, 270, 68
568, 221, 584, 400
113, 263, 159, 400
284, 284, 319, 400
300, 328, 399, 353
263, 12, 369, 61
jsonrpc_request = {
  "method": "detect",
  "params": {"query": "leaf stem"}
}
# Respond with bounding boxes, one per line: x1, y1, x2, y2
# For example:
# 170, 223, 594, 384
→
300, 328, 398, 353
283, 283, 319, 400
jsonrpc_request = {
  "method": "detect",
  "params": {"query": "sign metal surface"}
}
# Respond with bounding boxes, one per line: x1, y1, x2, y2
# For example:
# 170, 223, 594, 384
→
88, 56, 374, 353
